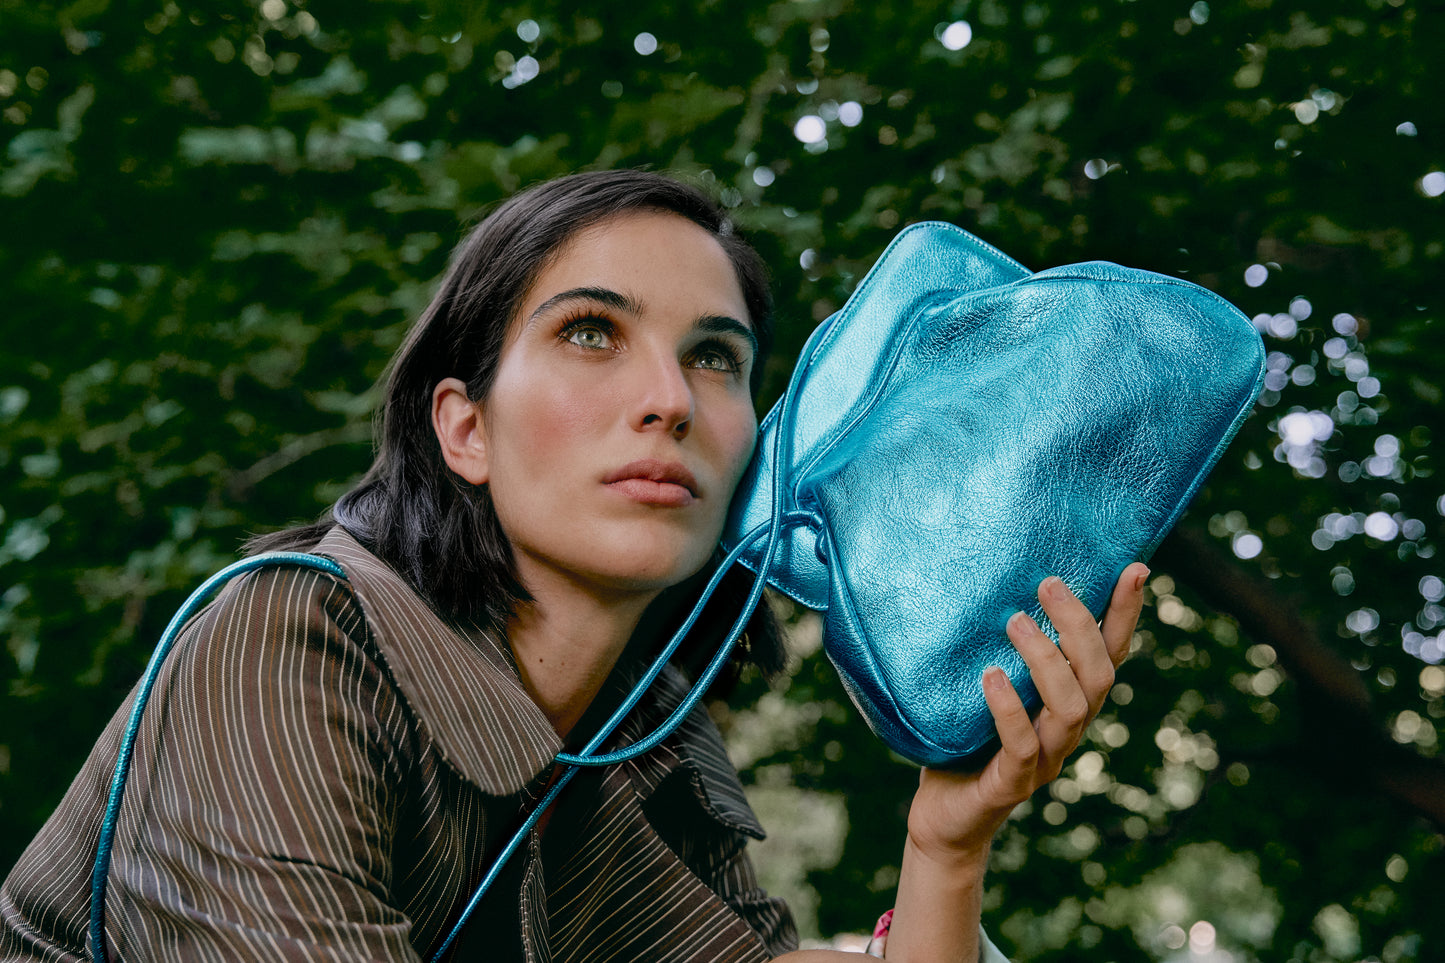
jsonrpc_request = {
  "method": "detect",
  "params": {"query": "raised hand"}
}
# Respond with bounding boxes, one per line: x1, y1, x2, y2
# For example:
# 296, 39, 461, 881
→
905, 562, 1148, 859
871, 563, 1149, 963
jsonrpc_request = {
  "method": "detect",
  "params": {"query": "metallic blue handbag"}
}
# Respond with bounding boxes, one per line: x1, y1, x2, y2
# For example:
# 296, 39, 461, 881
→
722, 222, 1266, 768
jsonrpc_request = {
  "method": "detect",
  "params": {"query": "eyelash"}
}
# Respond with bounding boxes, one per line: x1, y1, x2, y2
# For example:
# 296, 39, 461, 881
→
557, 312, 617, 351
689, 340, 744, 374
555, 311, 747, 375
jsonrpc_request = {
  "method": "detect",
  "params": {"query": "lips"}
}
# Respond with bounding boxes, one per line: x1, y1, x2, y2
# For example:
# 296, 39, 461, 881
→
602, 459, 699, 506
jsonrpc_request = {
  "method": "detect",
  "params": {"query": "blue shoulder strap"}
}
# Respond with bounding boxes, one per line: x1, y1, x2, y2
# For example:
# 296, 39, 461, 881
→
90, 552, 347, 962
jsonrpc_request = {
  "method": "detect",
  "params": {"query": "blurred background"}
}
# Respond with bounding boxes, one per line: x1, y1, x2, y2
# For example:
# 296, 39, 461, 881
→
2, 0, 1441, 959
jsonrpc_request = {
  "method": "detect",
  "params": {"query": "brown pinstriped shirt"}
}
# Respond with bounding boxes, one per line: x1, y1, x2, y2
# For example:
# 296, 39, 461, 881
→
1, 528, 797, 962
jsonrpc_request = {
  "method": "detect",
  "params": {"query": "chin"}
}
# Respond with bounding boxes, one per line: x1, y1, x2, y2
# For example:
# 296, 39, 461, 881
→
598, 558, 712, 595
583, 539, 717, 595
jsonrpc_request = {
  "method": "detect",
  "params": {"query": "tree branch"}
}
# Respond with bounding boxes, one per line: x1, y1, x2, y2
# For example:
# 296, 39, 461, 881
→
1153, 521, 1445, 829
225, 421, 373, 501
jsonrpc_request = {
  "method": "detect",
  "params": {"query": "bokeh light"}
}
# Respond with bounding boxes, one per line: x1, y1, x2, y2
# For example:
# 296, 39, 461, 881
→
1274, 408, 1334, 478
1346, 607, 1380, 634
1232, 532, 1263, 560
1267, 313, 1297, 338
1189, 920, 1217, 953
1363, 512, 1399, 541
501, 55, 539, 88
793, 115, 826, 144
633, 32, 658, 56
1404, 631, 1443, 664
940, 21, 973, 50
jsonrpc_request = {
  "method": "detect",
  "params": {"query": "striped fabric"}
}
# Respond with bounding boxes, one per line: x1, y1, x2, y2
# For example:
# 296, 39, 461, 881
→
1, 528, 797, 962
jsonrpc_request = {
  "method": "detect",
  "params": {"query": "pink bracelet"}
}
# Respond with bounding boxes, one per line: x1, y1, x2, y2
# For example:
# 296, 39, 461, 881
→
865, 909, 893, 958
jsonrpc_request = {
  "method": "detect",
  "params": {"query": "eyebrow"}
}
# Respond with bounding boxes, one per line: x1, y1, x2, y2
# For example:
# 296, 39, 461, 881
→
528, 285, 758, 353
694, 315, 759, 355
528, 286, 643, 321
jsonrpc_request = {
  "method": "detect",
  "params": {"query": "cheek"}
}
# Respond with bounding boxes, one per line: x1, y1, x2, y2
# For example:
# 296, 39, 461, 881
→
716, 404, 759, 485
489, 370, 607, 471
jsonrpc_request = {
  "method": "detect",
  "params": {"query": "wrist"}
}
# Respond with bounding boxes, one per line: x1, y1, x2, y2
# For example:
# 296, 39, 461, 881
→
886, 836, 988, 963
903, 828, 992, 878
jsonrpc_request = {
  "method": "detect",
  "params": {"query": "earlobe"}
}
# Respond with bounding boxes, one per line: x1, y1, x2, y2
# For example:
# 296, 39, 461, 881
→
432, 377, 490, 485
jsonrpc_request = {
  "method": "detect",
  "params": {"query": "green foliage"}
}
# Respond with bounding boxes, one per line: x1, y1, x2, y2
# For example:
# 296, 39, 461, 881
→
3, 0, 1442, 959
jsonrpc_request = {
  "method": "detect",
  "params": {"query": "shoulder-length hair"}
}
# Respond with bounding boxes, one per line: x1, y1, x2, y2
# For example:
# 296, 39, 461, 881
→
250, 170, 784, 678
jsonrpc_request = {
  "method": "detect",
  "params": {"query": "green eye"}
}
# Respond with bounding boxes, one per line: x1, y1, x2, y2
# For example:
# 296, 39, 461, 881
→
564, 323, 612, 349
694, 349, 733, 371
690, 342, 744, 373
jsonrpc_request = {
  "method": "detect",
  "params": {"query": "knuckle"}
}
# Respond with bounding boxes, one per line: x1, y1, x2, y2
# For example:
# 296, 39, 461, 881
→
1010, 738, 1041, 767
1058, 694, 1090, 727
1083, 662, 1116, 693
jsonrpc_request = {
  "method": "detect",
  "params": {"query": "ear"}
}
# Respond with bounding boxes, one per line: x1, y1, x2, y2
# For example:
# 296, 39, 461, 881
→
432, 377, 490, 485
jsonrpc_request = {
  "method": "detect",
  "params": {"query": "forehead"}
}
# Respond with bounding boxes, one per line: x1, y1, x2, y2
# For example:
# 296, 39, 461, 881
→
519, 211, 750, 321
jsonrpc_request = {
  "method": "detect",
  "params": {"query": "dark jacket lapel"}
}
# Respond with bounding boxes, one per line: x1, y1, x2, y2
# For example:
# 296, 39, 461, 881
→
316, 527, 561, 796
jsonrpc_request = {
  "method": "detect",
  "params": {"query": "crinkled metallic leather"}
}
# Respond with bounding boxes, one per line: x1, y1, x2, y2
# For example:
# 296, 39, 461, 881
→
722, 222, 1265, 768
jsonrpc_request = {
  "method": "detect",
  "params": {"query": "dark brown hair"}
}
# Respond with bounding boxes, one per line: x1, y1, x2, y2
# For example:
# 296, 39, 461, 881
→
250, 169, 783, 678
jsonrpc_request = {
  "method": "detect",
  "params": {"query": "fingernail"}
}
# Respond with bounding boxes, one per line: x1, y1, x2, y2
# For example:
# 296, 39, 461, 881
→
1007, 611, 1035, 634
983, 666, 1006, 691
1136, 566, 1151, 590
1041, 575, 1064, 599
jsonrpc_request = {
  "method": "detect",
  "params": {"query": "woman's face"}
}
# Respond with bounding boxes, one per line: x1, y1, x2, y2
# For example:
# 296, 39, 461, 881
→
476, 211, 759, 600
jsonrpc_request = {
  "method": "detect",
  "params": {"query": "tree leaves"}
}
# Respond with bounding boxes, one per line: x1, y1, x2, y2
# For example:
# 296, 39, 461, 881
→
2, 1, 1442, 959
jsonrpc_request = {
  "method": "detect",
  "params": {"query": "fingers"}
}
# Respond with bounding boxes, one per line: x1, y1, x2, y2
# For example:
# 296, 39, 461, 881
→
1037, 576, 1117, 715
1005, 610, 1091, 781
1100, 562, 1150, 668
986, 567, 1151, 794
914, 569, 1148, 859
979, 666, 1041, 802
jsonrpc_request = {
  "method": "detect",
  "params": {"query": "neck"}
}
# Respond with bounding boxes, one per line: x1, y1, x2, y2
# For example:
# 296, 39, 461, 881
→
505, 566, 660, 740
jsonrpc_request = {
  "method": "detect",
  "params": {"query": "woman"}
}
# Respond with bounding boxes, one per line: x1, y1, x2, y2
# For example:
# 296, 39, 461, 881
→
0, 170, 1146, 962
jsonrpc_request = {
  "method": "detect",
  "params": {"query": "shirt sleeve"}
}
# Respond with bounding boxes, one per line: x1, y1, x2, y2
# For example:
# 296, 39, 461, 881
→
691, 829, 798, 958
978, 925, 1011, 962
101, 566, 423, 963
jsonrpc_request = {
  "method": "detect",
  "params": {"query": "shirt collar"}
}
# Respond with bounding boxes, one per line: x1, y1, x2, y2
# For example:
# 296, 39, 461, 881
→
317, 527, 561, 795
314, 527, 764, 838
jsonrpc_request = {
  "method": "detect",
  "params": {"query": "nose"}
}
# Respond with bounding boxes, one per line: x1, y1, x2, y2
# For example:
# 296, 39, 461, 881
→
632, 354, 693, 438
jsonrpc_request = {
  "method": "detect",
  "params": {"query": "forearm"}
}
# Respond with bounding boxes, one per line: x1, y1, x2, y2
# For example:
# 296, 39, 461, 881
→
772, 836, 988, 963
885, 834, 987, 962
